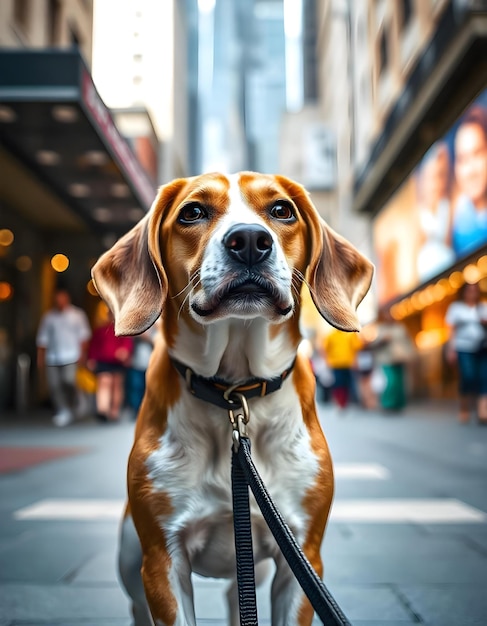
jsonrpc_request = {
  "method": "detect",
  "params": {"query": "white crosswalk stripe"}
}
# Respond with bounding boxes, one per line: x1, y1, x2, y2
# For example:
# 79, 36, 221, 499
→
13, 496, 487, 523
12, 457, 487, 525
330, 498, 487, 523
14, 499, 125, 520
334, 463, 390, 479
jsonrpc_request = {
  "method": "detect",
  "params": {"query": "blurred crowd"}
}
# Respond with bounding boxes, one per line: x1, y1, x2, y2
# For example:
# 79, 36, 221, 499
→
307, 278, 487, 426
307, 312, 416, 416
34, 277, 487, 428
36, 287, 157, 427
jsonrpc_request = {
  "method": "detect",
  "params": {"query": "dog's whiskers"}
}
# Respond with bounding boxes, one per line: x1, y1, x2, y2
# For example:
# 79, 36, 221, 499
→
171, 270, 200, 299
177, 277, 202, 319
291, 268, 310, 298
290, 277, 301, 299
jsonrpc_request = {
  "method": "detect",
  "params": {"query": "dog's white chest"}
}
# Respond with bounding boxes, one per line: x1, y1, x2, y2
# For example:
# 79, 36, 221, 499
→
145, 388, 319, 578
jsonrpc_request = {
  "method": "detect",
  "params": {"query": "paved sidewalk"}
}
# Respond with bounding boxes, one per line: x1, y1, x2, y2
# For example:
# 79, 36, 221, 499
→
0, 401, 486, 625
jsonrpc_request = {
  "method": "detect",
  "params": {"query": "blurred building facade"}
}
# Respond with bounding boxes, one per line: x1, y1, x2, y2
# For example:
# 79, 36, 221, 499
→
186, 0, 288, 175
91, 0, 174, 183
0, 0, 157, 410
0, 0, 93, 62
3, 0, 487, 408
314, 0, 487, 399
173, 0, 197, 178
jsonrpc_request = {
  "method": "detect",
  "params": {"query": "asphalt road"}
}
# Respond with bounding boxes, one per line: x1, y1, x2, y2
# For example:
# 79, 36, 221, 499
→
0, 400, 486, 625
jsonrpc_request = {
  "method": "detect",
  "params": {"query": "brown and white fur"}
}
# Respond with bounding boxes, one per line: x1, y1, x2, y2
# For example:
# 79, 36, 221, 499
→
92, 172, 373, 626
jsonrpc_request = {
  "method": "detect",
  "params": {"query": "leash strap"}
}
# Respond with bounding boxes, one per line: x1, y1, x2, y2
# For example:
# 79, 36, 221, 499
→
231, 441, 259, 626
234, 437, 352, 626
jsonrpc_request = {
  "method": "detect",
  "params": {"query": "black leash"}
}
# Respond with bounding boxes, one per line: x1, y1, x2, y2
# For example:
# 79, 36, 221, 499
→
231, 441, 259, 626
171, 357, 350, 624
232, 436, 352, 626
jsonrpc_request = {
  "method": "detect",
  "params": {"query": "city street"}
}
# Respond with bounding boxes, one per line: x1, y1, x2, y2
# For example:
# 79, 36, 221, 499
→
2, 2, 487, 625
0, 401, 486, 626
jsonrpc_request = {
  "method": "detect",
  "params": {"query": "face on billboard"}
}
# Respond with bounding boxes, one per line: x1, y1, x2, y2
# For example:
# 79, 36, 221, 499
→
374, 89, 487, 306
454, 122, 487, 209
419, 144, 449, 208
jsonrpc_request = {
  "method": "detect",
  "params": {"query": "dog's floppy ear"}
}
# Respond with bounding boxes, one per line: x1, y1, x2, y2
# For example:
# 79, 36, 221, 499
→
91, 179, 187, 336
276, 176, 374, 332
308, 220, 374, 331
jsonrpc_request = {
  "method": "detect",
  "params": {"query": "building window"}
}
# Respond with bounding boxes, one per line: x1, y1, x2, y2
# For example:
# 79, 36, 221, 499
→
14, 0, 30, 31
48, 0, 60, 44
356, 17, 365, 46
378, 28, 389, 74
399, 0, 413, 31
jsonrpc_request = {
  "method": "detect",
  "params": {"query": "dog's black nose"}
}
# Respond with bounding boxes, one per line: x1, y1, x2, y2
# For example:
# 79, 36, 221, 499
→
223, 223, 273, 266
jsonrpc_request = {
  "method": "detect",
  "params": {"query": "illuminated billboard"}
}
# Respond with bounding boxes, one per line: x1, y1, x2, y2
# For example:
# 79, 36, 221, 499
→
374, 88, 487, 306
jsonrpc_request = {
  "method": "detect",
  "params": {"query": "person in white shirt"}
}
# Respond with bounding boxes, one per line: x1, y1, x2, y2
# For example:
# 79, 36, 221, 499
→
445, 282, 487, 424
36, 288, 92, 426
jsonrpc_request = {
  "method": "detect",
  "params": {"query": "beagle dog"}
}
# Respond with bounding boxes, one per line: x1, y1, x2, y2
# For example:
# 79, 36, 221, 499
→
92, 172, 373, 626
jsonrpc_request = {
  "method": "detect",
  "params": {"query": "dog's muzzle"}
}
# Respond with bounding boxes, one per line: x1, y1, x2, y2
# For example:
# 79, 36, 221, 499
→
190, 222, 294, 320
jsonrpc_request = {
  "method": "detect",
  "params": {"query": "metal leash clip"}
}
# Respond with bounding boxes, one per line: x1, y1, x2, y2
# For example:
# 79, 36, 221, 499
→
225, 390, 250, 451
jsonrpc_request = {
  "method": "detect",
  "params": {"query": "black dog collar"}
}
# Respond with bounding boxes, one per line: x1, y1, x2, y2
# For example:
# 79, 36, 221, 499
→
170, 357, 295, 410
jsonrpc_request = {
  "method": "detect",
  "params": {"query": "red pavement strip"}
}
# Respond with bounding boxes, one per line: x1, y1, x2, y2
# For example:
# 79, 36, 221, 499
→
0, 447, 88, 474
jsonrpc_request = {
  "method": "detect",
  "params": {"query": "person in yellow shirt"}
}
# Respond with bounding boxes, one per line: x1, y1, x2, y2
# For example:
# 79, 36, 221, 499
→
322, 328, 362, 410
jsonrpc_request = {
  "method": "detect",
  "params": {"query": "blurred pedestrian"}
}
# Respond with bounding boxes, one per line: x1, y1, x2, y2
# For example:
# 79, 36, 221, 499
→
36, 287, 91, 427
445, 282, 487, 425
310, 346, 334, 404
354, 343, 377, 410
368, 311, 416, 412
87, 307, 133, 423
0, 328, 12, 410
451, 105, 487, 257
125, 324, 158, 419
322, 328, 361, 412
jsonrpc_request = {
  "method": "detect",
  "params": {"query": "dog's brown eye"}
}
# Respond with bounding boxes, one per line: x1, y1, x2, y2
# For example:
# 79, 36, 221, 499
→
270, 202, 295, 221
178, 203, 207, 224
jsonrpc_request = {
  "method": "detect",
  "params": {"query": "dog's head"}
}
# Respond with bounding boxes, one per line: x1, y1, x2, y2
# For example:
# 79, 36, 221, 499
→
91, 172, 373, 336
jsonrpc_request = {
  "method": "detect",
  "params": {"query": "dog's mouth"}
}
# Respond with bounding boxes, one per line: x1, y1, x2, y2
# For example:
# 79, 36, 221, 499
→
191, 274, 293, 318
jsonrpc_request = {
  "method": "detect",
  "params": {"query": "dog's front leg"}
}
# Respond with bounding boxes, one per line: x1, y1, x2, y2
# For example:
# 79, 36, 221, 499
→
119, 512, 153, 626
129, 479, 196, 625
140, 535, 196, 626
271, 546, 323, 626
269, 482, 330, 626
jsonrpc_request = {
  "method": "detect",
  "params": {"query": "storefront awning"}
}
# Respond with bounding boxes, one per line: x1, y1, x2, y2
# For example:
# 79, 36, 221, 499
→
0, 49, 156, 235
